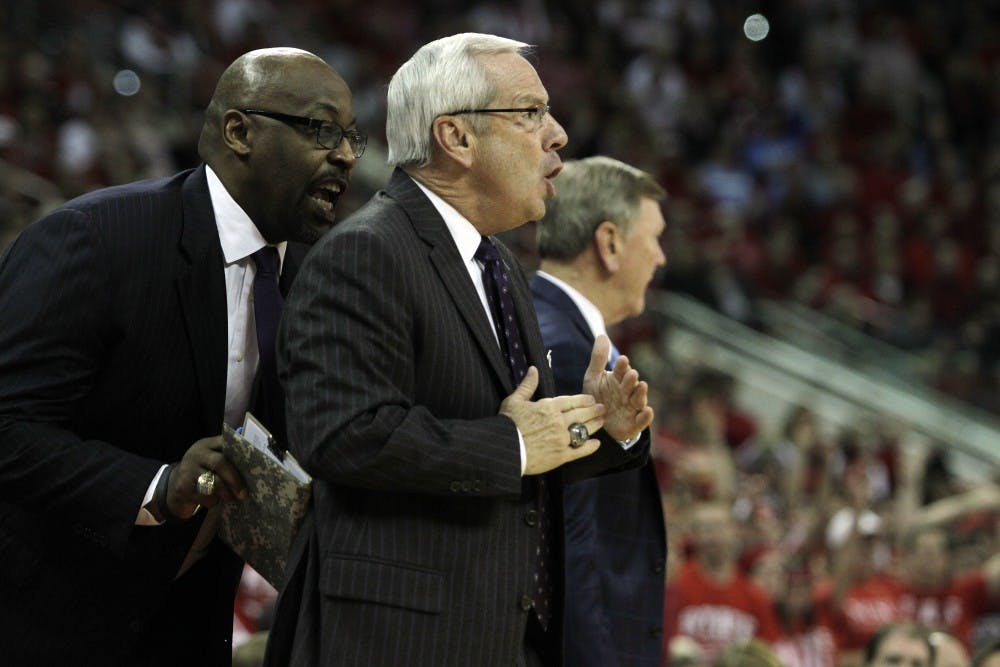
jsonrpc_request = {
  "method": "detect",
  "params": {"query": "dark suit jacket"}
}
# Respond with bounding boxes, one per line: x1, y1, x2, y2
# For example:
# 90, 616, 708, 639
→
267, 169, 647, 666
531, 274, 666, 667
0, 166, 297, 666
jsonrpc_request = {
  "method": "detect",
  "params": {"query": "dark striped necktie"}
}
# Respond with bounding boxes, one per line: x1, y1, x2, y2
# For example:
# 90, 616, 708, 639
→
475, 236, 552, 629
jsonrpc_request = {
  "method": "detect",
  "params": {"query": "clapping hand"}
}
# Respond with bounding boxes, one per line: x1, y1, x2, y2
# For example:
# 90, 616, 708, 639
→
581, 335, 653, 442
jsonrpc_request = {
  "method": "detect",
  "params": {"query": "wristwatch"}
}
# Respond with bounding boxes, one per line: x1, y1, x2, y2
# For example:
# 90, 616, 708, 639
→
143, 464, 186, 525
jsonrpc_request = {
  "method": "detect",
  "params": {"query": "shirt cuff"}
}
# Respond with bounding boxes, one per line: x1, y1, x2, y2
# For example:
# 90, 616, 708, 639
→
136, 464, 168, 526
517, 427, 526, 475
618, 434, 641, 450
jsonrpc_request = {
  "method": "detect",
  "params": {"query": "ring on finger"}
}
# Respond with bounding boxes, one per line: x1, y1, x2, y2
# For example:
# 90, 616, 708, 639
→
196, 471, 217, 496
568, 422, 589, 448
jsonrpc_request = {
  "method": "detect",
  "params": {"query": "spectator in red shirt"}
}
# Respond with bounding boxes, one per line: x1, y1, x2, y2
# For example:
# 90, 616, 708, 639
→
663, 502, 780, 663
894, 526, 1000, 648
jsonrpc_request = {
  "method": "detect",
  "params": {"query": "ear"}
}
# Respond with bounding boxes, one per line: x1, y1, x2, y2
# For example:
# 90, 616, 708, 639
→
594, 220, 622, 273
431, 115, 474, 169
222, 109, 252, 158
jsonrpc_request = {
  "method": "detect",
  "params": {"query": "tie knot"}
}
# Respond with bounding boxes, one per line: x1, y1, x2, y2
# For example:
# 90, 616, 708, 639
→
251, 246, 280, 278
474, 236, 501, 265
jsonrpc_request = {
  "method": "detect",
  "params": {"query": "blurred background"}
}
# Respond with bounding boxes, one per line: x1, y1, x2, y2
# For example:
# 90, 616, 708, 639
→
2, 1, 997, 664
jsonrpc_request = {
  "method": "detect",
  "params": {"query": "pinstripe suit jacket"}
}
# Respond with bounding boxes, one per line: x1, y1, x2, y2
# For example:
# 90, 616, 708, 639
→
531, 274, 666, 667
269, 169, 647, 666
0, 166, 296, 666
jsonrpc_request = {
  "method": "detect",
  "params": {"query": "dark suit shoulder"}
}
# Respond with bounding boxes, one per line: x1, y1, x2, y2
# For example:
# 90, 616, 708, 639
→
12, 169, 198, 262
58, 169, 193, 218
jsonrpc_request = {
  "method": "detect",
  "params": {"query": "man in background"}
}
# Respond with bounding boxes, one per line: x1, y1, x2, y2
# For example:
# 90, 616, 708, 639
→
663, 502, 781, 662
0, 47, 360, 664
531, 155, 667, 666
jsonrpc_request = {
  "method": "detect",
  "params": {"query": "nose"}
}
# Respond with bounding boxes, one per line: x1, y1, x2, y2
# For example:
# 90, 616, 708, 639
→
328, 136, 357, 168
545, 113, 568, 152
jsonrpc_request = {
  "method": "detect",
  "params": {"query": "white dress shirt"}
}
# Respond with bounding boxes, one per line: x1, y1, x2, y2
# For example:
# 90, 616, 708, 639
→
137, 165, 285, 525
412, 179, 529, 472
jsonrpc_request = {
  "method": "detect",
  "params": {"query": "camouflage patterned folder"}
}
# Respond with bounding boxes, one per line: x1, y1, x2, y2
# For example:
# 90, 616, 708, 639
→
219, 414, 312, 587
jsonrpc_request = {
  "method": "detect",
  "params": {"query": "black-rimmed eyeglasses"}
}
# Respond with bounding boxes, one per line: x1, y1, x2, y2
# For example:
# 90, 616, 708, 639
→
241, 109, 367, 158
444, 103, 550, 132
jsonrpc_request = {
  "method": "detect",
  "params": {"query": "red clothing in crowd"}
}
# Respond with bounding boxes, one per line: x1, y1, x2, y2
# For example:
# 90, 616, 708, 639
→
774, 626, 837, 667
818, 570, 997, 655
664, 560, 780, 661
815, 574, 899, 653
896, 570, 994, 647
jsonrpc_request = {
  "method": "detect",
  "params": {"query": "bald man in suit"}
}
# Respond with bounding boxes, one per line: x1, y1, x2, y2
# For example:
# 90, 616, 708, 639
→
0, 48, 360, 665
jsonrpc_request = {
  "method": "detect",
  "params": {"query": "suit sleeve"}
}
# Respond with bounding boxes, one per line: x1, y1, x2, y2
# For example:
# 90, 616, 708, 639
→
279, 225, 523, 497
0, 210, 164, 556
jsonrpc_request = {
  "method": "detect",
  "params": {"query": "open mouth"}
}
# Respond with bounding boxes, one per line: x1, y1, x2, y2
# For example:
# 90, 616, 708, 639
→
543, 162, 563, 196
309, 179, 347, 219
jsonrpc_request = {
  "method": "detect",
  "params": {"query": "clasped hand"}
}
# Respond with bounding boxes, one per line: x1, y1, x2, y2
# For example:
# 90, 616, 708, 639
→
167, 436, 248, 519
498, 335, 653, 476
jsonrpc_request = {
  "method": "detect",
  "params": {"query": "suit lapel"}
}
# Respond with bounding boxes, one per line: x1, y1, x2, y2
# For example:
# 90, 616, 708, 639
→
530, 275, 595, 348
387, 170, 514, 393
176, 166, 228, 432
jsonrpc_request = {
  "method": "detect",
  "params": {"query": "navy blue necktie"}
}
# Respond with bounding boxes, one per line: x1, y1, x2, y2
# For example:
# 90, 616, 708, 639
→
475, 237, 552, 629
251, 247, 284, 385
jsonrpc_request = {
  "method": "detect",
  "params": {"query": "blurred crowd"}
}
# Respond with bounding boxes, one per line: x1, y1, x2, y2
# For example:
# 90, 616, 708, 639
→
2, 1, 998, 665
644, 361, 1000, 665
2, 1, 998, 412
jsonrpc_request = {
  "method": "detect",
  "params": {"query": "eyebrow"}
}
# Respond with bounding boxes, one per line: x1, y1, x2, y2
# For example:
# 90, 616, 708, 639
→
309, 102, 357, 126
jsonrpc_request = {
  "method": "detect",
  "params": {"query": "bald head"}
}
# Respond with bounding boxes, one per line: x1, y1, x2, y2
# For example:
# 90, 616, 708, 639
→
198, 47, 331, 162
194, 47, 358, 245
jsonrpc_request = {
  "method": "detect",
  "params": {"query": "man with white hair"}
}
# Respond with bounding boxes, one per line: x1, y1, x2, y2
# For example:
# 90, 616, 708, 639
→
268, 33, 654, 666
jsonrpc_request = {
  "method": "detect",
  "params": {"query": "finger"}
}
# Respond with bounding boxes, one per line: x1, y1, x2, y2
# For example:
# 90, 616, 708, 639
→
632, 406, 655, 432
582, 416, 605, 440
209, 461, 248, 501
562, 403, 605, 426
562, 438, 601, 463
508, 366, 539, 401
627, 380, 649, 409
585, 335, 611, 379
612, 354, 631, 380
616, 368, 640, 395
551, 392, 597, 412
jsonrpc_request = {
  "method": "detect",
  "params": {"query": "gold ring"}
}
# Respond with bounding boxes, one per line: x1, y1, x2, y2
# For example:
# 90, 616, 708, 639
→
196, 471, 217, 496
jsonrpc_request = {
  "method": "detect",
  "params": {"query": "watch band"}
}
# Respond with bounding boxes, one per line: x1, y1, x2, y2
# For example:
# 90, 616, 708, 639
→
144, 464, 187, 525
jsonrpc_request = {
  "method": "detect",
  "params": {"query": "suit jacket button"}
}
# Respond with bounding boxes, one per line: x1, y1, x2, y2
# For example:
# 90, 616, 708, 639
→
520, 595, 534, 611
524, 510, 538, 527
450, 481, 461, 493
653, 562, 664, 574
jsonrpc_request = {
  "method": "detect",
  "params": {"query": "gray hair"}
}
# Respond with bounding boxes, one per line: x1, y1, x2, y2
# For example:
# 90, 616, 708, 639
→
386, 33, 531, 168
537, 156, 665, 261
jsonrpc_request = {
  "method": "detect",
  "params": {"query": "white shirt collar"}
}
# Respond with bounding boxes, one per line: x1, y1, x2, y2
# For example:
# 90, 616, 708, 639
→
535, 270, 607, 339
411, 178, 482, 263
205, 165, 286, 267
